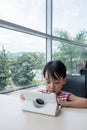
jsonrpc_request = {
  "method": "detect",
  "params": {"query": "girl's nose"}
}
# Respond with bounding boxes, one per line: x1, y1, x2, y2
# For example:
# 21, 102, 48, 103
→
50, 82, 54, 89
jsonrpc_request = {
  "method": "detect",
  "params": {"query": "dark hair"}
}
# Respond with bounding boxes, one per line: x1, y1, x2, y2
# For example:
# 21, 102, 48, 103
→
85, 61, 87, 69
43, 60, 66, 79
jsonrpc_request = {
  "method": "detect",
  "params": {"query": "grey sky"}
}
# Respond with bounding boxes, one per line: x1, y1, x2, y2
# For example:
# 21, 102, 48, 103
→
0, 0, 87, 53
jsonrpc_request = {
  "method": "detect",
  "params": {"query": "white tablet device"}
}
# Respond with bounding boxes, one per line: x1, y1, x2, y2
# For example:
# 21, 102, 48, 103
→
22, 90, 59, 116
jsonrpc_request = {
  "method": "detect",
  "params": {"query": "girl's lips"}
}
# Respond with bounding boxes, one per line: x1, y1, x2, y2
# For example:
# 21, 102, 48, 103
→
49, 90, 55, 93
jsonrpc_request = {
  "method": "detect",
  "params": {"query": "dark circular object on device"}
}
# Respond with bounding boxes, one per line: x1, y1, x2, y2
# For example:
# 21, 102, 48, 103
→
36, 99, 44, 105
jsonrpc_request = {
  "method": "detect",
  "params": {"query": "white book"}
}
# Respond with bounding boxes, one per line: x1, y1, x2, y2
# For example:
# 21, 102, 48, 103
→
22, 90, 59, 116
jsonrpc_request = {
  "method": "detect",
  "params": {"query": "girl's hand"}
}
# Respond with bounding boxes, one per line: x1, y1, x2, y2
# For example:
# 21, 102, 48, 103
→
20, 93, 25, 100
57, 98, 70, 107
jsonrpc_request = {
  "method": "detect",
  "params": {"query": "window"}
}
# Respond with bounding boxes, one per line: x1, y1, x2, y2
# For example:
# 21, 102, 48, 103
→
0, 0, 87, 93
53, 0, 87, 43
52, 0, 87, 74
52, 40, 87, 74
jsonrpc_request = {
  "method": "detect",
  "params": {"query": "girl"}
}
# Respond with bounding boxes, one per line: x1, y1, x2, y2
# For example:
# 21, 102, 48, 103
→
20, 60, 87, 108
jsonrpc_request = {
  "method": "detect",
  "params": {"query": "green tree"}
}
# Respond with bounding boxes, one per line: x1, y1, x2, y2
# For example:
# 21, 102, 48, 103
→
0, 46, 10, 89
53, 29, 87, 74
29, 52, 45, 69
10, 53, 35, 86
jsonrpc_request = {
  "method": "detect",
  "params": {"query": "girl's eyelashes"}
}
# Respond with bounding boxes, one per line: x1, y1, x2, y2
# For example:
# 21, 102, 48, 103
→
45, 80, 60, 84
46, 81, 50, 84
54, 81, 60, 84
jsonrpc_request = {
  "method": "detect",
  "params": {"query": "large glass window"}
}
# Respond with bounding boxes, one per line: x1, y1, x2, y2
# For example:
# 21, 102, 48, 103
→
52, 0, 87, 75
0, 28, 46, 92
0, 0, 87, 93
52, 40, 87, 74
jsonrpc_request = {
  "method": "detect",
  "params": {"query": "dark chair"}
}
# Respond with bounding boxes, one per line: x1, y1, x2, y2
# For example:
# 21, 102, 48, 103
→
62, 75, 87, 98
80, 68, 87, 75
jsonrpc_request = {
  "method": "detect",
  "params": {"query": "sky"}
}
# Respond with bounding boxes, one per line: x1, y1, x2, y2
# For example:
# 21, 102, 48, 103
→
0, 0, 87, 53
0, 27, 46, 53
53, 0, 87, 36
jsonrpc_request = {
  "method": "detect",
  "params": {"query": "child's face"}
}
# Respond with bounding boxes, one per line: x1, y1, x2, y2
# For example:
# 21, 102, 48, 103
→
44, 72, 66, 94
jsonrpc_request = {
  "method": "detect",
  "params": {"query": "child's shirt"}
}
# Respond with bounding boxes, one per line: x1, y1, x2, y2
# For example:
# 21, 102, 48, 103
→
38, 89, 71, 101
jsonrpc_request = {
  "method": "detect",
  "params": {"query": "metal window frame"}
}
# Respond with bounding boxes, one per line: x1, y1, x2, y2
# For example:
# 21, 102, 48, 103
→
0, 0, 87, 64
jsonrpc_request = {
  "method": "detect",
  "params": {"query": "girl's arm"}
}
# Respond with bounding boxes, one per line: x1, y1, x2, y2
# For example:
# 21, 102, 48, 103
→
58, 93, 87, 108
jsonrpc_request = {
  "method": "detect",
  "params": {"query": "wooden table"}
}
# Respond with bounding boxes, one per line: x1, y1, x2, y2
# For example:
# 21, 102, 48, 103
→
0, 94, 87, 130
